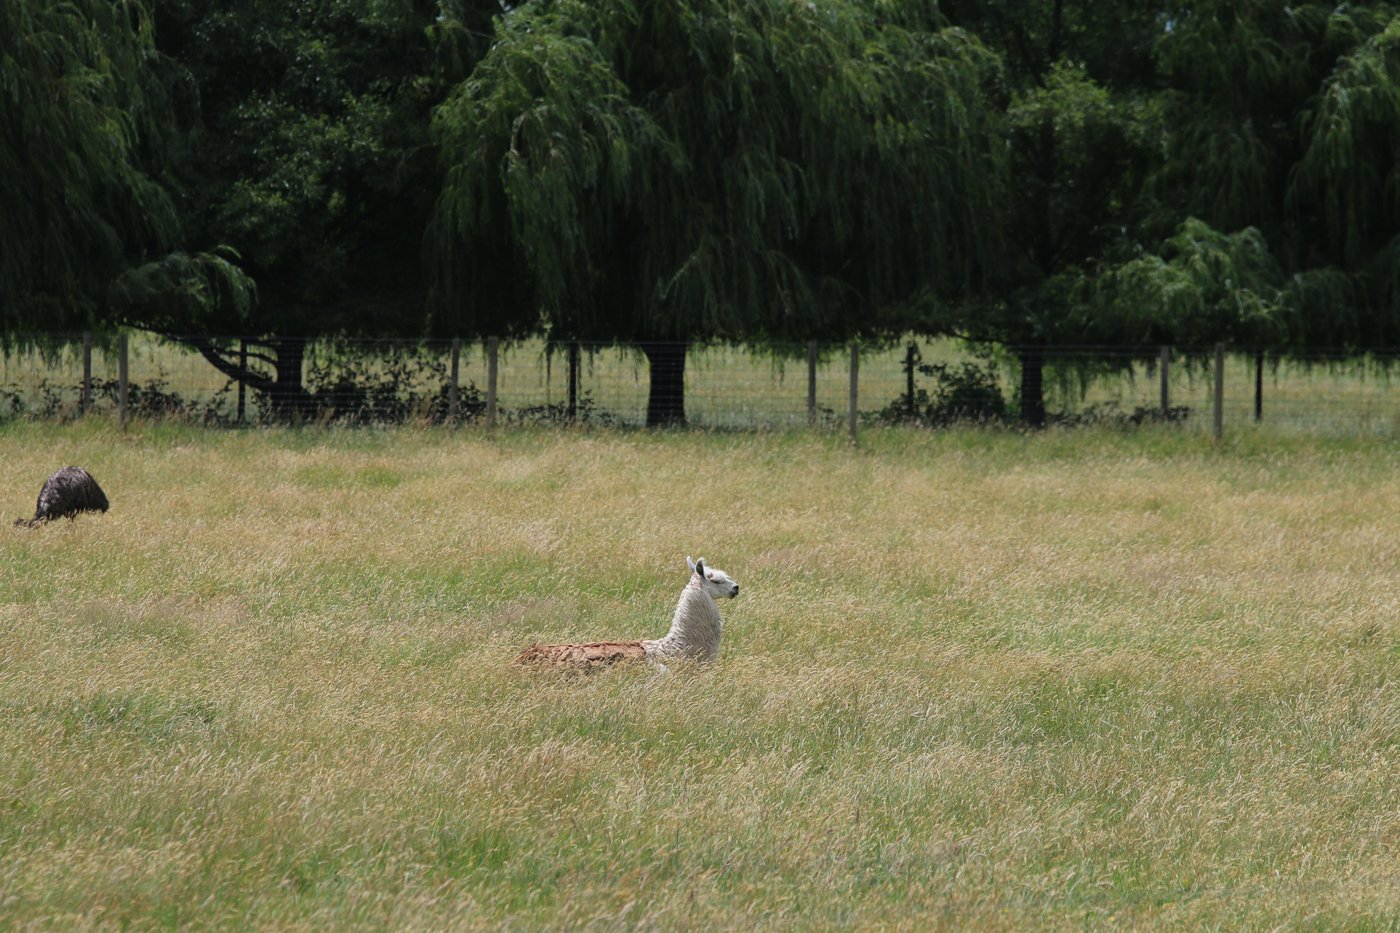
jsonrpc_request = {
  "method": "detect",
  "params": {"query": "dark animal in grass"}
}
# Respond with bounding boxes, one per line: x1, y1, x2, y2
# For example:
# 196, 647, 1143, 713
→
14, 466, 109, 527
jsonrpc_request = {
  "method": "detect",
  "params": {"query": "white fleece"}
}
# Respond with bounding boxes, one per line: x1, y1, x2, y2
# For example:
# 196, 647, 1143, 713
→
643, 576, 727, 662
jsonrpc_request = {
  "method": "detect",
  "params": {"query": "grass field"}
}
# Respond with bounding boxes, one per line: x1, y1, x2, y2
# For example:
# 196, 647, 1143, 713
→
3, 419, 1400, 929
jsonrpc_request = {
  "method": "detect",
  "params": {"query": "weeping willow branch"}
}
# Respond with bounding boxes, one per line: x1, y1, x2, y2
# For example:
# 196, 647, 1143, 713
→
428, 0, 1003, 344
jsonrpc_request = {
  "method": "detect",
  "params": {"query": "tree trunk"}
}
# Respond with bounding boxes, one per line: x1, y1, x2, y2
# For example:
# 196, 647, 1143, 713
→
267, 336, 311, 421
1018, 347, 1046, 428
639, 341, 688, 427
175, 331, 313, 423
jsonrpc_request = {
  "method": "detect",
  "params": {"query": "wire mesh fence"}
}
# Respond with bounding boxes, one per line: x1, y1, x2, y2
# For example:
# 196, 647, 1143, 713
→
3, 333, 1400, 437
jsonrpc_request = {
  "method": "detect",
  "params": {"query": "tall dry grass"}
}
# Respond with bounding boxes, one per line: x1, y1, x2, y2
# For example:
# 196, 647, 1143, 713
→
2, 420, 1400, 929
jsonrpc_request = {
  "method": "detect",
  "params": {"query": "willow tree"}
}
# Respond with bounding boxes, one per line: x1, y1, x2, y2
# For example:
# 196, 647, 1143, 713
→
1139, 3, 1400, 349
937, 0, 1169, 425
1, 0, 260, 368
1296, 9, 1400, 343
429, 0, 1002, 425
1, 0, 179, 329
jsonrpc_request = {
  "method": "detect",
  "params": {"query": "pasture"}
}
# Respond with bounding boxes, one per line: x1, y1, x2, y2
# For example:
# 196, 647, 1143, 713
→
2, 420, 1400, 928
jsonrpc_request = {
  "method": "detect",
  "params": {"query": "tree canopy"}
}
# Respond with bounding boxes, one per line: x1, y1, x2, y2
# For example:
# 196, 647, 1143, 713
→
7, 0, 1400, 425
129, 0, 496, 411
1, 0, 180, 330
935, 0, 1169, 424
429, 0, 1003, 423
1149, 2, 1400, 348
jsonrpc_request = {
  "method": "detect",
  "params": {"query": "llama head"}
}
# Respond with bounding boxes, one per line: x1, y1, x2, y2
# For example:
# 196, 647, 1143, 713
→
687, 555, 740, 599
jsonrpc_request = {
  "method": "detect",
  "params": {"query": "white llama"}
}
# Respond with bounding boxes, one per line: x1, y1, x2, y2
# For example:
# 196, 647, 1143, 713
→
515, 557, 740, 669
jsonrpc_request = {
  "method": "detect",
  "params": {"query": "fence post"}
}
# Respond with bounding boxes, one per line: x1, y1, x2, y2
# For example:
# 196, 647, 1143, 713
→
848, 341, 859, 447
237, 339, 247, 425
1159, 345, 1170, 419
904, 341, 918, 419
486, 337, 499, 430
1213, 342, 1225, 442
807, 340, 818, 427
449, 338, 461, 423
81, 332, 92, 416
118, 332, 129, 431
1254, 349, 1264, 422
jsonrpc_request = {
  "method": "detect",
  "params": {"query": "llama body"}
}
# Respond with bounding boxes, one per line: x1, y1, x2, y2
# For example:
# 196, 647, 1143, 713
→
516, 557, 740, 669
15, 466, 109, 527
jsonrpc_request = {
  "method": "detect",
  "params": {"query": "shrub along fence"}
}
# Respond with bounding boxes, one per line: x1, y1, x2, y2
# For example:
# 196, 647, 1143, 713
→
3, 333, 1400, 439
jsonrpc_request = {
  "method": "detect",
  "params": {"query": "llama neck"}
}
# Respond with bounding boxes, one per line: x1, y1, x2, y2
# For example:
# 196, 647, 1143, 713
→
644, 580, 724, 661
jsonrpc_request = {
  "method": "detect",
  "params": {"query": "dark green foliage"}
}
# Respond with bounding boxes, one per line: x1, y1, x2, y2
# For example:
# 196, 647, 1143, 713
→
303, 344, 484, 424
0, 0, 182, 327
9, 0, 1400, 427
432, 0, 1001, 340
152, 0, 454, 331
880, 345, 1007, 427
110, 249, 258, 334
0, 374, 234, 424
1147, 2, 1400, 348
508, 392, 616, 427
936, 2, 1400, 421
1063, 404, 1192, 428
934, 0, 1169, 424
1089, 219, 1296, 347
0, 0, 261, 347
430, 0, 1003, 421
918, 362, 1008, 426
140, 0, 498, 414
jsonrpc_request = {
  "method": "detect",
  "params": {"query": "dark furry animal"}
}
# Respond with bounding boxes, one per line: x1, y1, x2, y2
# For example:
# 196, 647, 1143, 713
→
15, 466, 109, 527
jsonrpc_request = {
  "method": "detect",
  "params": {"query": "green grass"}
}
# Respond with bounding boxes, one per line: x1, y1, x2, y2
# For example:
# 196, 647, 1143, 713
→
3, 419, 1400, 928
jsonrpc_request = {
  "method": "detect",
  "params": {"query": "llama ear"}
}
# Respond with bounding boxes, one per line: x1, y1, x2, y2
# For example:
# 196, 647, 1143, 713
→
687, 555, 697, 574
694, 557, 706, 576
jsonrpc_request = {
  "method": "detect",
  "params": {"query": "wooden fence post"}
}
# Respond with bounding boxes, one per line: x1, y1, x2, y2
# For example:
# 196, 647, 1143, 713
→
848, 341, 859, 446
1213, 342, 1225, 442
486, 337, 499, 430
904, 341, 918, 419
118, 332, 129, 431
1254, 350, 1264, 422
807, 340, 818, 427
81, 332, 92, 416
237, 339, 247, 425
1159, 345, 1170, 419
449, 338, 461, 422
